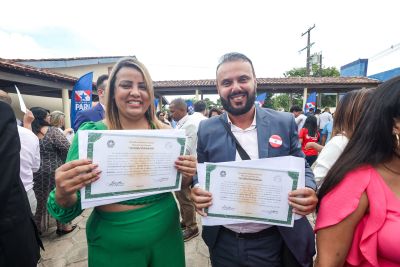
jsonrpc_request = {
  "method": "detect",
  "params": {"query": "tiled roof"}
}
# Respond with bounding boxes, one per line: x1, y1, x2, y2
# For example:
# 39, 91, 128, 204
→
154, 76, 380, 88
1, 57, 380, 93
9, 56, 127, 62
0, 58, 77, 82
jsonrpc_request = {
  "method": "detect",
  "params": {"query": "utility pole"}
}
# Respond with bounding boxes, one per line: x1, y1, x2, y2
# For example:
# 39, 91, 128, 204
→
319, 52, 322, 76
299, 24, 315, 76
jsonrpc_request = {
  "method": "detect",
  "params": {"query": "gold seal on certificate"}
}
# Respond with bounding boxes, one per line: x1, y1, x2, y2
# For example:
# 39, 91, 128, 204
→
204, 163, 299, 227
78, 129, 187, 208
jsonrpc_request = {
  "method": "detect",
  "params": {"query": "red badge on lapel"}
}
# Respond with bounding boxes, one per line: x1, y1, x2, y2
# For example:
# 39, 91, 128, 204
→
269, 135, 282, 148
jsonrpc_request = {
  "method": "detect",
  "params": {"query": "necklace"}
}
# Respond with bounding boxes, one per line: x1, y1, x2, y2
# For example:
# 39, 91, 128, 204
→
382, 163, 400, 175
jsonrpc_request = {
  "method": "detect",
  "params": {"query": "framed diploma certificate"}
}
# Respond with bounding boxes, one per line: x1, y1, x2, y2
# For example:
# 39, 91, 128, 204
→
204, 163, 299, 226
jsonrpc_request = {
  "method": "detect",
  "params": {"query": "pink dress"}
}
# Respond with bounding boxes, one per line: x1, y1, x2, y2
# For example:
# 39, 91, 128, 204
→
315, 165, 400, 267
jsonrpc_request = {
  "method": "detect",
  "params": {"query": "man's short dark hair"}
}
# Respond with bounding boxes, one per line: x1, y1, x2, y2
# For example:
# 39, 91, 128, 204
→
96, 74, 109, 91
290, 105, 302, 113
216, 52, 256, 77
194, 100, 206, 112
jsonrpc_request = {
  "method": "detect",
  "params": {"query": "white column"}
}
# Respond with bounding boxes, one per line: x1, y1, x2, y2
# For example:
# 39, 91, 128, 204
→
195, 89, 199, 101
62, 88, 71, 128
302, 87, 308, 111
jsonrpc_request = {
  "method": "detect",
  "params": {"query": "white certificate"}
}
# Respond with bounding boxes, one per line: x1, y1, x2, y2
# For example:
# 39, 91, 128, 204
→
14, 85, 27, 113
204, 163, 299, 227
78, 129, 186, 208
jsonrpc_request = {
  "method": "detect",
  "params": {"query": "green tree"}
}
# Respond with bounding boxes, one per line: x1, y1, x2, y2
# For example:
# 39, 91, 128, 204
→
270, 93, 303, 111
184, 97, 218, 109
283, 64, 339, 77
261, 93, 274, 109
202, 98, 217, 108
282, 64, 340, 109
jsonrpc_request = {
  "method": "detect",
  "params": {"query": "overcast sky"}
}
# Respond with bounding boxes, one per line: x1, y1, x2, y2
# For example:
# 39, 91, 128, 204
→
1, 0, 399, 83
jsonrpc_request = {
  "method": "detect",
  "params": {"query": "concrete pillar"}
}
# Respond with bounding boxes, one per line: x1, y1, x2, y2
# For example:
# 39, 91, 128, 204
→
62, 88, 71, 128
317, 92, 322, 108
336, 93, 339, 107
159, 96, 163, 111
302, 87, 308, 112
195, 89, 199, 101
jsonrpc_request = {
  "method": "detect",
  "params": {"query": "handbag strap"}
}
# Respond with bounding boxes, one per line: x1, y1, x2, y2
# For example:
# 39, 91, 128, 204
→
219, 117, 251, 160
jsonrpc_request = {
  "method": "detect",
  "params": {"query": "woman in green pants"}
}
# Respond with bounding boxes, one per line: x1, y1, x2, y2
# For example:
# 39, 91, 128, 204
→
47, 57, 197, 267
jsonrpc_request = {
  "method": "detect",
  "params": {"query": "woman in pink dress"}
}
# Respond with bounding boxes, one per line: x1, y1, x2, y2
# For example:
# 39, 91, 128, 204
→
315, 76, 400, 267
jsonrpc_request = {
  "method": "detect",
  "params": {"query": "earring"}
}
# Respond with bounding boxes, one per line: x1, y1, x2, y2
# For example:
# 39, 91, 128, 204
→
396, 133, 400, 148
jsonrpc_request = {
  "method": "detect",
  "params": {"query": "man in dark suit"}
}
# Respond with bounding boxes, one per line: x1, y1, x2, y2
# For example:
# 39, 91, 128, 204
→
73, 74, 108, 132
0, 100, 43, 267
191, 52, 317, 267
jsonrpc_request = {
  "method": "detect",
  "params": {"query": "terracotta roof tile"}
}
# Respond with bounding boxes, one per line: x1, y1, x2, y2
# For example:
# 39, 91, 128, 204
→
8, 56, 127, 62
0, 58, 78, 82
153, 76, 379, 88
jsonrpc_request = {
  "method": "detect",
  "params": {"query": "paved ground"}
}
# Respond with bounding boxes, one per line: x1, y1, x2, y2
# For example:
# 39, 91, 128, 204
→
38, 208, 210, 267
38, 204, 316, 267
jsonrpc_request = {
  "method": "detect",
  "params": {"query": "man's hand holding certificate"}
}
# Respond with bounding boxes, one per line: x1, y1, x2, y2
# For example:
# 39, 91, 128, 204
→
204, 164, 298, 226
193, 156, 317, 227
78, 129, 187, 208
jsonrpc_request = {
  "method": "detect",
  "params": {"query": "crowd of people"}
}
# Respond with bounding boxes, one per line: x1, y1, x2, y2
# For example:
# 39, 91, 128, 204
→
0, 53, 399, 267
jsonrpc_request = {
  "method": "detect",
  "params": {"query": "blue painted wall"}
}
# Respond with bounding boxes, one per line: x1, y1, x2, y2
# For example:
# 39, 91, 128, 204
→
368, 67, 400, 81
340, 59, 368, 77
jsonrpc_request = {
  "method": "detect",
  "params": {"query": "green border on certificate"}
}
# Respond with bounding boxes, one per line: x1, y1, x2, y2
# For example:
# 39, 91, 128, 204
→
85, 132, 186, 199
204, 164, 299, 226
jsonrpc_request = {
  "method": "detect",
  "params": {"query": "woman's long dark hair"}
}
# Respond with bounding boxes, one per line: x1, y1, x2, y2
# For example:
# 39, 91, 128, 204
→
331, 88, 373, 138
317, 76, 400, 209
31, 107, 50, 135
302, 115, 318, 137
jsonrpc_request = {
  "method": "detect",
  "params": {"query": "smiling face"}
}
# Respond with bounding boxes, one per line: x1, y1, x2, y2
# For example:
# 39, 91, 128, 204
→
114, 67, 150, 122
216, 60, 256, 116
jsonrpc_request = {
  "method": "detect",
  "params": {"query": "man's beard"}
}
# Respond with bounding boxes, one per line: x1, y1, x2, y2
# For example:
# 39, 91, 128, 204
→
220, 90, 256, 116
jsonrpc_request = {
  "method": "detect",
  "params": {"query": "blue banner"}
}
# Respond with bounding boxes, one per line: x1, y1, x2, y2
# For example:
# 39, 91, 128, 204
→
255, 92, 267, 106
185, 100, 194, 114
70, 72, 93, 125
304, 92, 317, 113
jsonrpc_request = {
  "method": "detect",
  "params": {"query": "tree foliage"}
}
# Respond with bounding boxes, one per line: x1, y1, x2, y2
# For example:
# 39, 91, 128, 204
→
283, 64, 340, 77
261, 93, 274, 109
270, 93, 303, 111
179, 97, 220, 109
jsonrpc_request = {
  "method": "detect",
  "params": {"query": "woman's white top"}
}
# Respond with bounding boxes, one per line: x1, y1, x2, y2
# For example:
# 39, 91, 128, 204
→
314, 135, 349, 184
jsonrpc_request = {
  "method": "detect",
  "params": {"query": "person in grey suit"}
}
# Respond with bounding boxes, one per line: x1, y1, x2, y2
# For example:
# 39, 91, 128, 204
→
73, 74, 108, 132
191, 52, 318, 267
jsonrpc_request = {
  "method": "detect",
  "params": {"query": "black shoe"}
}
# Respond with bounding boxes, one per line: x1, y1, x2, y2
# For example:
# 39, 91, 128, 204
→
56, 225, 77, 236
183, 227, 199, 242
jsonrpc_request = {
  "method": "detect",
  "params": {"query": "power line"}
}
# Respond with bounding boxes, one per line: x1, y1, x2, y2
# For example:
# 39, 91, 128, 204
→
369, 43, 400, 62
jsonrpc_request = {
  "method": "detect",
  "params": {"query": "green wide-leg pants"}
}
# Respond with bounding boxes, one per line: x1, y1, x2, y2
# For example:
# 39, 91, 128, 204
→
86, 194, 185, 267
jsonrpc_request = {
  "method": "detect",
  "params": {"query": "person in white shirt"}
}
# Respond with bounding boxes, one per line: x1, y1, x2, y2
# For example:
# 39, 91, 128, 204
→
0, 90, 41, 215
306, 89, 373, 185
318, 107, 333, 133
290, 105, 307, 131
169, 98, 207, 241
18, 123, 41, 215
